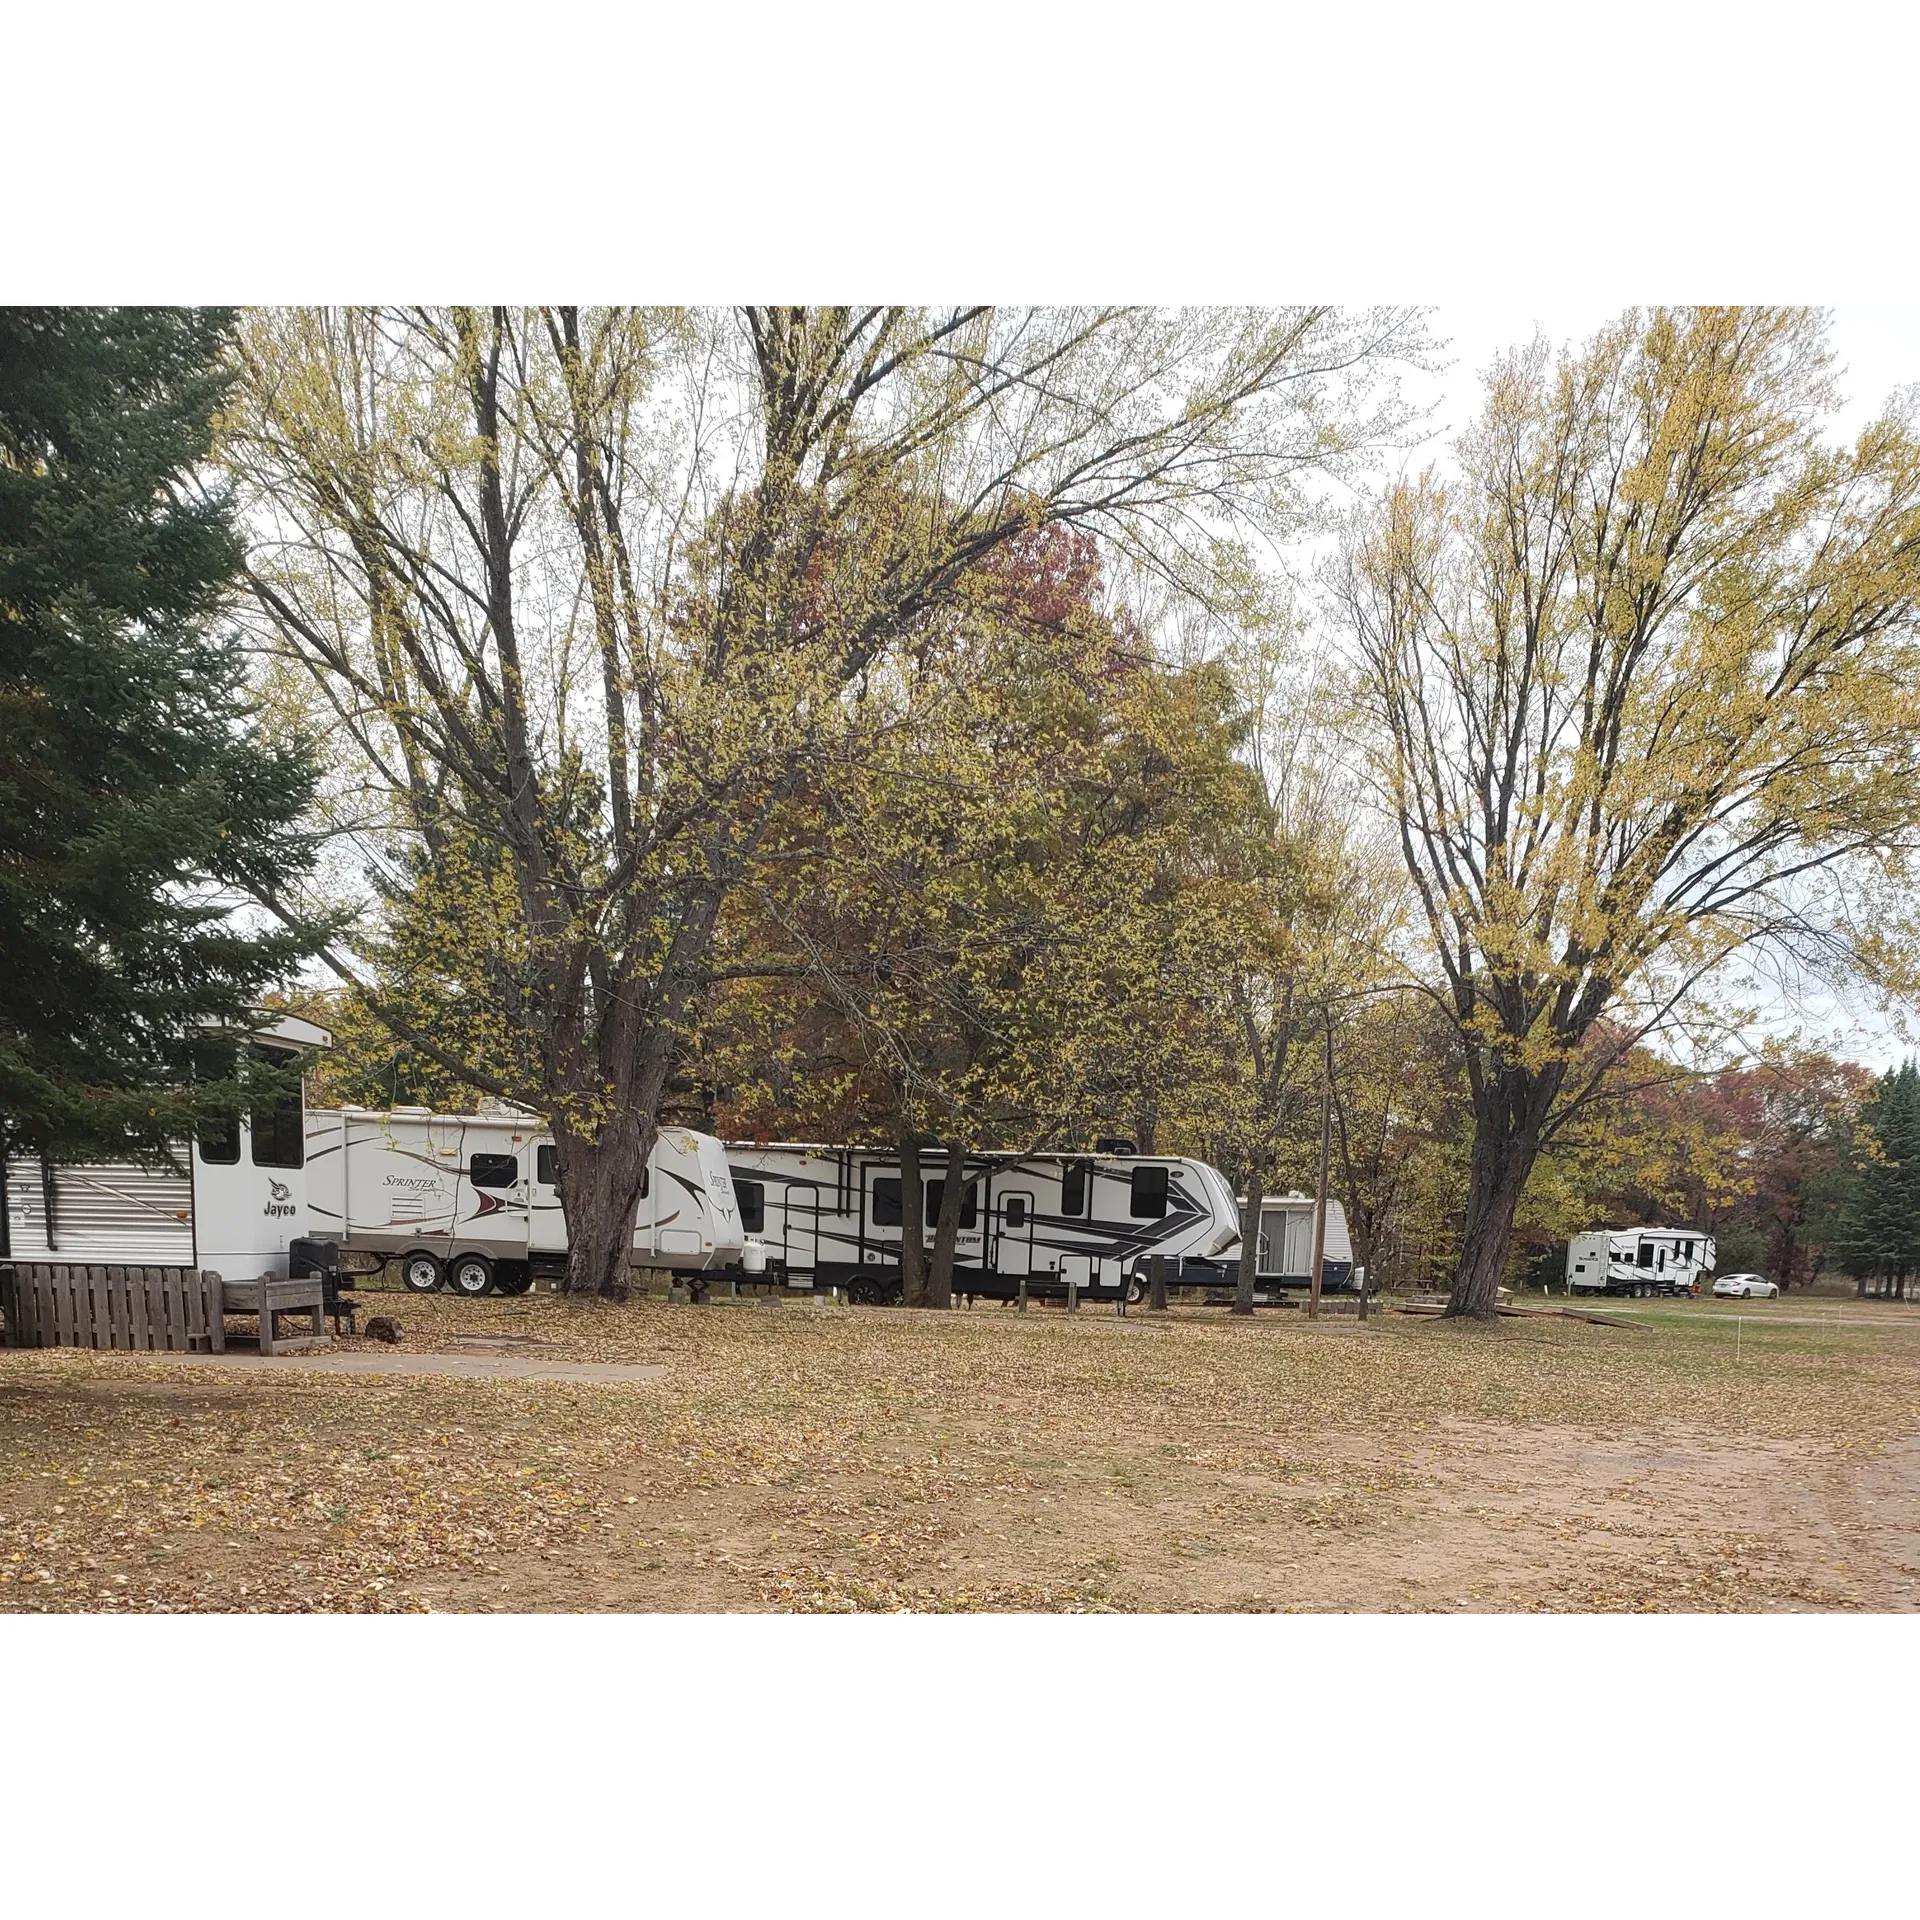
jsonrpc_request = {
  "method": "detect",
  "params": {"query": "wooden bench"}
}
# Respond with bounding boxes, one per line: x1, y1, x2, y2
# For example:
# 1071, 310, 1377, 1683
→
220, 1276, 331, 1354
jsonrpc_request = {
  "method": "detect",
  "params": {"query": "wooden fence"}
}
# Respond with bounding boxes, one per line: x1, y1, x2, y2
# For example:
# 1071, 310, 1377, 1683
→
0, 1264, 226, 1353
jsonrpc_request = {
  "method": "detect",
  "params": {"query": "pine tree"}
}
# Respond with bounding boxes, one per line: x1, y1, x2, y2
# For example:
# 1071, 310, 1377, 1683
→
0, 308, 322, 1164
1834, 1063, 1920, 1299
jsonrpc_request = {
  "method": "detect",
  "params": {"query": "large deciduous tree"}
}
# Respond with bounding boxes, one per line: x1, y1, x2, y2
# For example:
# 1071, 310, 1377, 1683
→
229, 305, 1420, 1295
709, 523, 1285, 1306
0, 307, 321, 1167
1339, 307, 1920, 1318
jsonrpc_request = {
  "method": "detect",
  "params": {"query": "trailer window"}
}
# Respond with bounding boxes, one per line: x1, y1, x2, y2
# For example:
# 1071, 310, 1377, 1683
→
470, 1153, 517, 1189
734, 1179, 765, 1234
872, 1177, 903, 1226
924, 1180, 978, 1229
1004, 1196, 1028, 1229
194, 1036, 240, 1163
536, 1144, 557, 1186
1638, 1242, 1655, 1269
1130, 1165, 1169, 1218
1061, 1163, 1088, 1216
248, 1045, 304, 1169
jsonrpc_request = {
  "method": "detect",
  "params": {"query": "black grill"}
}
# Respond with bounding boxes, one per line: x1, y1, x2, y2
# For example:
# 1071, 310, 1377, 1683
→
289, 1236, 357, 1332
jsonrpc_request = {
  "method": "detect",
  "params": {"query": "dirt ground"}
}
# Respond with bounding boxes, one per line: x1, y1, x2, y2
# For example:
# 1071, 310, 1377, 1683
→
4, 1289, 1920, 1612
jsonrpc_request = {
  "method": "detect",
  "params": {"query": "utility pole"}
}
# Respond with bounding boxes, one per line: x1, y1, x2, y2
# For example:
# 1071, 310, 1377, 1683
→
1307, 1020, 1332, 1321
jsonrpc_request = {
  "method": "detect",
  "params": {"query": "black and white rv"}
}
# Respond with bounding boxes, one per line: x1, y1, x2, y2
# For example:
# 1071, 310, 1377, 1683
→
720, 1142, 1243, 1304
1567, 1227, 1715, 1298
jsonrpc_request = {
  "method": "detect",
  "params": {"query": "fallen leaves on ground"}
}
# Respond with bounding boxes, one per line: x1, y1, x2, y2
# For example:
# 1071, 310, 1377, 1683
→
3, 1291, 1918, 1613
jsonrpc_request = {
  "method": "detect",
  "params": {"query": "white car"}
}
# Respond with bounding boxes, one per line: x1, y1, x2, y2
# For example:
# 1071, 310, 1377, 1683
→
1712, 1273, 1780, 1299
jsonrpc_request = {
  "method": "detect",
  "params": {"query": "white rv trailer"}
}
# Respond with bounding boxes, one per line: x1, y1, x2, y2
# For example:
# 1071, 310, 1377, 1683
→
720, 1142, 1243, 1303
1567, 1226, 1716, 1298
304, 1108, 746, 1295
2, 1014, 332, 1282
1151, 1192, 1356, 1300
1251, 1192, 1356, 1295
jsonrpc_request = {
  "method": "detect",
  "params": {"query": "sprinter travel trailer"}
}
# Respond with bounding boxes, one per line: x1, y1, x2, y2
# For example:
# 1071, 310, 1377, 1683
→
1567, 1226, 1716, 1298
2, 1014, 332, 1281
721, 1143, 1243, 1303
304, 1108, 746, 1295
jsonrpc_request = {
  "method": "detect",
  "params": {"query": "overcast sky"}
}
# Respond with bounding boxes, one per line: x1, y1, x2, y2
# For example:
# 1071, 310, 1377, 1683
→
1415, 304, 1920, 455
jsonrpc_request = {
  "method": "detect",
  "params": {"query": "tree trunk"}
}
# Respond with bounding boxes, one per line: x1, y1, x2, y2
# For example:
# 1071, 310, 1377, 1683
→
552, 1108, 653, 1299
926, 1143, 968, 1310
1445, 1069, 1557, 1320
1232, 1175, 1265, 1315
899, 1131, 927, 1308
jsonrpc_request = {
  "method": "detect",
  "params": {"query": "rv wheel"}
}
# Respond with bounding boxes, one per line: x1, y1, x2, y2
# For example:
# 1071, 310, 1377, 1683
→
447, 1254, 495, 1298
1123, 1271, 1149, 1306
493, 1265, 535, 1297
401, 1253, 443, 1294
848, 1277, 882, 1306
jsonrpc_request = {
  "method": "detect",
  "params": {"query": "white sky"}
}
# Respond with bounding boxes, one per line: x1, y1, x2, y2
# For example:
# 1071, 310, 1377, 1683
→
1417, 306, 1920, 450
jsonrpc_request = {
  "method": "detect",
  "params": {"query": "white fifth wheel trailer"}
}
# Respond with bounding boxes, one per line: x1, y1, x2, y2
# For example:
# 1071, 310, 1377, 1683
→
304, 1108, 747, 1296
720, 1142, 1243, 1303
1567, 1226, 1716, 1298
2, 1013, 333, 1281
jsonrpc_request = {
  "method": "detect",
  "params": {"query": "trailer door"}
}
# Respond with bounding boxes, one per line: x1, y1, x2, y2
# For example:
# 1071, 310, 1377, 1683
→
530, 1142, 567, 1254
467, 1146, 531, 1255
994, 1191, 1035, 1276
785, 1183, 818, 1272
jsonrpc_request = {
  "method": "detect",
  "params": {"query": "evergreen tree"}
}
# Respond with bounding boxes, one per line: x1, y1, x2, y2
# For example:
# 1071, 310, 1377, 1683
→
1834, 1062, 1920, 1298
0, 308, 321, 1164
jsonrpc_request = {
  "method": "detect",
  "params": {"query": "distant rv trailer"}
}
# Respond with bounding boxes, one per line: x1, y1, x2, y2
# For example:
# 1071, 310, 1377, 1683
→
1567, 1226, 1715, 1298
2, 1013, 332, 1282
720, 1142, 1243, 1304
304, 1108, 746, 1296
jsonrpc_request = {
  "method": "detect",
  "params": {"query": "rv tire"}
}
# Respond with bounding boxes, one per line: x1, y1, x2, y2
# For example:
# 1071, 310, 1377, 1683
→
448, 1253, 494, 1298
493, 1264, 535, 1296
1123, 1271, 1148, 1306
401, 1253, 443, 1294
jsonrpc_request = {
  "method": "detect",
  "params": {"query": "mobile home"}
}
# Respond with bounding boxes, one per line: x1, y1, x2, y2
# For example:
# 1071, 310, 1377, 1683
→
304, 1108, 746, 1295
1567, 1226, 1715, 1298
2, 1013, 332, 1282
721, 1142, 1243, 1303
